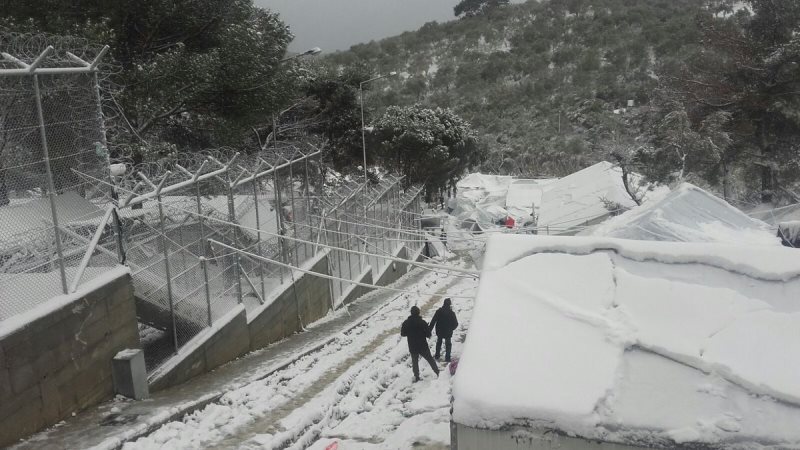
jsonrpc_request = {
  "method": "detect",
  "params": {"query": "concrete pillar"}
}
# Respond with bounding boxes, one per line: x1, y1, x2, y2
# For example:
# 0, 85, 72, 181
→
112, 349, 150, 400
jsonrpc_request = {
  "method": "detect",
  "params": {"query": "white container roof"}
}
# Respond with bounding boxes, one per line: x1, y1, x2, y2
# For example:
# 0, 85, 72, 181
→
453, 235, 800, 447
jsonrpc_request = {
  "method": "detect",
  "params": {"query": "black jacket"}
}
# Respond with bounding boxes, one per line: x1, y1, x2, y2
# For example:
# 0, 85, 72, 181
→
429, 306, 458, 338
401, 315, 432, 354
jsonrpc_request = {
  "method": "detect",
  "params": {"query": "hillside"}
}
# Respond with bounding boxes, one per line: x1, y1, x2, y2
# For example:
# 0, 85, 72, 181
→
326, 0, 707, 178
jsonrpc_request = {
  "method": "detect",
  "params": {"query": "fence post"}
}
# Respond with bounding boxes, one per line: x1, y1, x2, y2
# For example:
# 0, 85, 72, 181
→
226, 186, 244, 305
288, 160, 299, 266
274, 168, 287, 284
201, 257, 212, 326
333, 208, 345, 295
32, 74, 68, 295
156, 191, 179, 353
252, 179, 266, 301
339, 208, 354, 282
93, 71, 126, 265
351, 203, 363, 274
195, 179, 206, 258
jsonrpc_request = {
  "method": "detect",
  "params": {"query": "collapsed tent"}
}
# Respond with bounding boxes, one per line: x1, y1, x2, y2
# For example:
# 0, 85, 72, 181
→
538, 161, 650, 234
451, 174, 513, 225
453, 235, 800, 449
453, 174, 555, 229
749, 203, 800, 226
504, 178, 557, 225
589, 183, 778, 246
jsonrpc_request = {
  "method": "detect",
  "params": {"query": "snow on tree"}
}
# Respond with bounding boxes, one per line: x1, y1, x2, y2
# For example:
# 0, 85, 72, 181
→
372, 105, 484, 200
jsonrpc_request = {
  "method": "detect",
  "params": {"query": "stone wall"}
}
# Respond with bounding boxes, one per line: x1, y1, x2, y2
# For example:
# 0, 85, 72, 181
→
0, 271, 139, 447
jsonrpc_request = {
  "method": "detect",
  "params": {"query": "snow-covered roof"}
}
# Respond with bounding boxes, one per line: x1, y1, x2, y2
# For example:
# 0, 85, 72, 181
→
454, 174, 557, 227
589, 183, 778, 246
538, 161, 646, 231
0, 191, 104, 239
454, 235, 800, 447
238, 196, 280, 239
504, 178, 557, 221
456, 173, 513, 192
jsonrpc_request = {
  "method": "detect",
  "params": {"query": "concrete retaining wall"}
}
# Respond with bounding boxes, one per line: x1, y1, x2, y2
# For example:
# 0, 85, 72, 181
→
375, 246, 410, 287
341, 267, 374, 305
149, 306, 250, 391
0, 270, 139, 447
150, 255, 333, 392
148, 246, 418, 393
248, 253, 332, 351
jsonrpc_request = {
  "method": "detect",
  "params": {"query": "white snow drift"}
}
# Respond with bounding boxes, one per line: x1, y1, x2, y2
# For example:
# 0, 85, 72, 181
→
453, 234, 800, 448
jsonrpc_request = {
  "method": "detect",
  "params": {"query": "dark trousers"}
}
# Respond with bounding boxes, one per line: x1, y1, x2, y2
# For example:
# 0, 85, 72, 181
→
410, 347, 439, 380
435, 336, 452, 360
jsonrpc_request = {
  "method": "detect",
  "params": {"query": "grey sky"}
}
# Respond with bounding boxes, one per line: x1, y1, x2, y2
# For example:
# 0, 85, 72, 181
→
255, 0, 464, 53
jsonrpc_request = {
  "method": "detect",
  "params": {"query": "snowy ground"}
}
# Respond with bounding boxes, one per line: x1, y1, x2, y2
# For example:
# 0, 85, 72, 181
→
123, 257, 478, 450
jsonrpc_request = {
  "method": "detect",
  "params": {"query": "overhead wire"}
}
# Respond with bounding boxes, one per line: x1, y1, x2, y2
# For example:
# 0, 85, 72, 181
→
209, 239, 476, 300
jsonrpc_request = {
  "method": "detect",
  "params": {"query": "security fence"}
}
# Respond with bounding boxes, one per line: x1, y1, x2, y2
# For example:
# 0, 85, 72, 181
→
101, 148, 424, 370
0, 34, 427, 373
0, 34, 117, 321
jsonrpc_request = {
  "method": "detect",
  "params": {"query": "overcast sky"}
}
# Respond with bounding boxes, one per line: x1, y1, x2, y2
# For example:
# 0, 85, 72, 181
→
256, 0, 466, 53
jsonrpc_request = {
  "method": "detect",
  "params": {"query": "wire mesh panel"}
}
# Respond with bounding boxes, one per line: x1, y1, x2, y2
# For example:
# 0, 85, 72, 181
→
0, 34, 113, 321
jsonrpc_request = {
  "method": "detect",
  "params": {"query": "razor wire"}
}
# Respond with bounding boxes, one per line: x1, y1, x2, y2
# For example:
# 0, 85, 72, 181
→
0, 33, 117, 321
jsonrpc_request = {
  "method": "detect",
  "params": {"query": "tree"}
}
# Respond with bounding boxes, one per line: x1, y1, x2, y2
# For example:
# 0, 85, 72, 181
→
373, 105, 484, 198
301, 63, 374, 171
454, 0, 509, 18
2, 0, 297, 158
654, 0, 800, 203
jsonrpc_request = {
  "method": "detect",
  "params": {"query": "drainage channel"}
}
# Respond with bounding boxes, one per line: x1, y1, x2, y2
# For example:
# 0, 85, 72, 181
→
207, 279, 459, 450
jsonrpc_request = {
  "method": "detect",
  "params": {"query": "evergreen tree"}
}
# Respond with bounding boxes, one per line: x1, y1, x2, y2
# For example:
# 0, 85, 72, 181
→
651, 0, 800, 202
454, 0, 510, 18
373, 105, 484, 198
2, 0, 296, 157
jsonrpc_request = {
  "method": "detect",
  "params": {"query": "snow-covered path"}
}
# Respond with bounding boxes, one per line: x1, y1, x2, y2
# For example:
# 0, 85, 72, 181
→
124, 261, 478, 450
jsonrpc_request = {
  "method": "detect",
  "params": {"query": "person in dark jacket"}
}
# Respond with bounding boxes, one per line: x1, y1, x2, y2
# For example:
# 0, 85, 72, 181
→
400, 306, 440, 382
429, 298, 459, 362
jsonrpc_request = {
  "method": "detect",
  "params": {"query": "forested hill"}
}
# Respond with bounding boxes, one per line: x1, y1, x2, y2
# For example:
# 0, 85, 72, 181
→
326, 0, 707, 178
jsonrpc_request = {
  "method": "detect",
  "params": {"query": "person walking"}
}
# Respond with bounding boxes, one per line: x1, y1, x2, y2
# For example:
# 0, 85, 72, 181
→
401, 306, 440, 382
429, 298, 459, 362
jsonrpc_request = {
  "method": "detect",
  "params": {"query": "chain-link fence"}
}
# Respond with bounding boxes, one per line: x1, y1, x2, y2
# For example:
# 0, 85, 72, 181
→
0, 33, 117, 321
0, 33, 427, 374
101, 148, 425, 371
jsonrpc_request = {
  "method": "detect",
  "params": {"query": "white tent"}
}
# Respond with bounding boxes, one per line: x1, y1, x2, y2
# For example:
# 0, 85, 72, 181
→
504, 178, 557, 224
589, 183, 778, 246
538, 161, 645, 233
749, 203, 800, 226
453, 174, 556, 229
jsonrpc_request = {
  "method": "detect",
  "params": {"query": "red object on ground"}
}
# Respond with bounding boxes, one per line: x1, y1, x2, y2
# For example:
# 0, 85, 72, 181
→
449, 358, 459, 375
325, 442, 339, 450
505, 216, 515, 229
